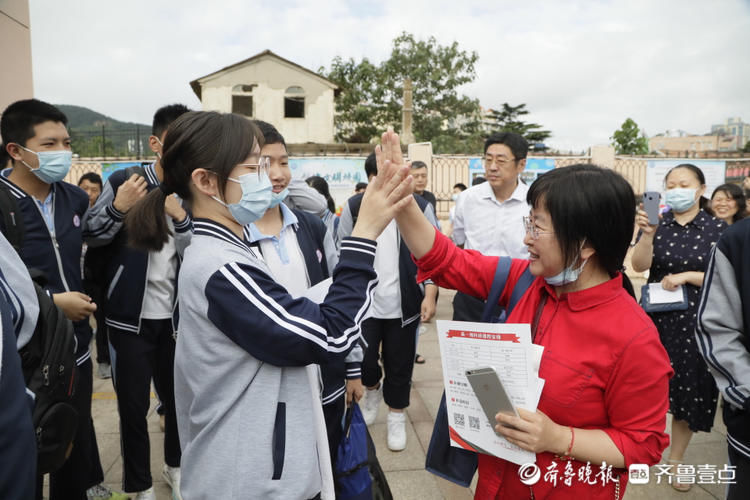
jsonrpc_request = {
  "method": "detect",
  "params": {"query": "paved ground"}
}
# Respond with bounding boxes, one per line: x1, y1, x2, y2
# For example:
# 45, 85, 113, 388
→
71, 284, 730, 499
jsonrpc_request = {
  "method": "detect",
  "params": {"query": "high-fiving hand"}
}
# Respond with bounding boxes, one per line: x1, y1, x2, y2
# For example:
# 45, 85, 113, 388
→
350, 129, 414, 241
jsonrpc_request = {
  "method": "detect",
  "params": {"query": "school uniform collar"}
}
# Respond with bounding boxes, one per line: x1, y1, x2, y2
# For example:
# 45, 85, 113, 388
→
144, 162, 160, 186
192, 218, 251, 253
541, 272, 623, 311
0, 167, 57, 200
245, 203, 299, 243
661, 208, 709, 231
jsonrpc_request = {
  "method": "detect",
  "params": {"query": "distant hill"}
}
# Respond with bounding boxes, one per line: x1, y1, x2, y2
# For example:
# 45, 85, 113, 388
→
56, 105, 151, 157
56, 105, 150, 132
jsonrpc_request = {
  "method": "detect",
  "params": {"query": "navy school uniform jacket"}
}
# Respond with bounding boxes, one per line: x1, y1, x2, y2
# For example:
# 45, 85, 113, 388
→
175, 219, 376, 499
696, 217, 750, 459
246, 208, 362, 407
82, 163, 192, 334
337, 193, 438, 326
0, 170, 91, 364
0, 276, 36, 500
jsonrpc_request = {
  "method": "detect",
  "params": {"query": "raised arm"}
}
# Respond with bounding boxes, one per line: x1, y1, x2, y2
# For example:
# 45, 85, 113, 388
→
368, 130, 437, 258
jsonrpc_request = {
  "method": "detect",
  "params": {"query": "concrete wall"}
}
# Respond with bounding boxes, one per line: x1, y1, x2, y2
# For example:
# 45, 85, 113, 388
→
198, 56, 335, 143
0, 0, 33, 113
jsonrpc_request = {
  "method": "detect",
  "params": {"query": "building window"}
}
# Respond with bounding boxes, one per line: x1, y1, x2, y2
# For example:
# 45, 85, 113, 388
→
232, 84, 255, 117
284, 86, 305, 118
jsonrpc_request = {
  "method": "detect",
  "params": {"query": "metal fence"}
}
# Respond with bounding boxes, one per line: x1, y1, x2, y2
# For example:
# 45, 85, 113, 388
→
65, 155, 750, 222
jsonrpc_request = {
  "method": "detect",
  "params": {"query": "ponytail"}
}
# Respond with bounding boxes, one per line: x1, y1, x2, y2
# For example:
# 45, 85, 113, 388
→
125, 188, 172, 251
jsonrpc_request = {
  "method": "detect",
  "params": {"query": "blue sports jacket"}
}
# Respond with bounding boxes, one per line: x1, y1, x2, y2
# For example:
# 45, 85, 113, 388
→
82, 163, 192, 334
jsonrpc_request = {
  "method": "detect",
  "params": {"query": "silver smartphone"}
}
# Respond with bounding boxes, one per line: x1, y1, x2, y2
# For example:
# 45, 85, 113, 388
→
643, 191, 661, 225
465, 366, 518, 431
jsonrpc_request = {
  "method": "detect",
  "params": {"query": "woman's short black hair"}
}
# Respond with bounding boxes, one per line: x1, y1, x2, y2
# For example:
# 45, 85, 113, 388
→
527, 164, 636, 287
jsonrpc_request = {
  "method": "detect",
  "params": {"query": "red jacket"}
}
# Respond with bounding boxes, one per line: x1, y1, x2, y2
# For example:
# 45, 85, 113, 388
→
416, 232, 672, 499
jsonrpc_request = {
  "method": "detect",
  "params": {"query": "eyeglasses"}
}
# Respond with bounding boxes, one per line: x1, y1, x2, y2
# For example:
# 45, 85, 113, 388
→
239, 156, 271, 178
484, 154, 517, 167
523, 216, 554, 240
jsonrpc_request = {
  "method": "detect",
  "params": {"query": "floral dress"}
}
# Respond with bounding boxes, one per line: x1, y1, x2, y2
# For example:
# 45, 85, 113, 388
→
647, 209, 726, 431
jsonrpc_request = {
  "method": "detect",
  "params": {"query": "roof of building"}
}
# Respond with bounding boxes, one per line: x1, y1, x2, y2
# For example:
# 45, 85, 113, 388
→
189, 49, 338, 99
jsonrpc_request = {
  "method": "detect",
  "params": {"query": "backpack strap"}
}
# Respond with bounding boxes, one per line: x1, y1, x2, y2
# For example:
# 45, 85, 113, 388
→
481, 257, 511, 322
0, 183, 25, 253
480, 257, 535, 323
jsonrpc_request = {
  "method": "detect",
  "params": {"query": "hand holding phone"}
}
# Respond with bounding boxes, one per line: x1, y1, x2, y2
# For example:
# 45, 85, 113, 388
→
466, 366, 518, 433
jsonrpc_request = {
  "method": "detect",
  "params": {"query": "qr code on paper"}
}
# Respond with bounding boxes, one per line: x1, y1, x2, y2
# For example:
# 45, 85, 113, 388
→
469, 416, 481, 430
453, 413, 465, 428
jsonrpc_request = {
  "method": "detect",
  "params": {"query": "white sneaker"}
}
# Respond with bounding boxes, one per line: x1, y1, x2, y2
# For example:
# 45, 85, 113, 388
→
361, 385, 382, 425
134, 487, 155, 500
162, 464, 183, 500
387, 411, 407, 451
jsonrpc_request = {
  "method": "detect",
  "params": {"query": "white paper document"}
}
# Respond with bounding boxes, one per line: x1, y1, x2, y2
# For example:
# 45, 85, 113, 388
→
437, 320, 545, 465
648, 283, 685, 304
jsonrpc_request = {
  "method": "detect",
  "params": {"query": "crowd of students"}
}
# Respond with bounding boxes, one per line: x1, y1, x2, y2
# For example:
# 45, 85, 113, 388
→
1, 97, 749, 500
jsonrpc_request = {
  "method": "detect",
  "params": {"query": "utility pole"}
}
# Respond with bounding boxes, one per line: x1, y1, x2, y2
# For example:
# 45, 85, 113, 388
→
401, 78, 415, 145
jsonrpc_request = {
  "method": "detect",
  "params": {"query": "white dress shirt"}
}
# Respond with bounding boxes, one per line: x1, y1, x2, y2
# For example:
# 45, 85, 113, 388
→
452, 179, 530, 258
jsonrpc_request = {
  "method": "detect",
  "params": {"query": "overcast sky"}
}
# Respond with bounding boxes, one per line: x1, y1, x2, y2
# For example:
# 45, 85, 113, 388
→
29, 0, 750, 152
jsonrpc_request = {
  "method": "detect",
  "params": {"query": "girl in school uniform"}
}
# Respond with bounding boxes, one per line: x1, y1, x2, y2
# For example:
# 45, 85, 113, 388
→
124, 112, 412, 500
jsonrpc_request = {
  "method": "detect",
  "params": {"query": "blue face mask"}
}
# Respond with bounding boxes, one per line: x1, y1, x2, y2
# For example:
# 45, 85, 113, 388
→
19, 146, 73, 183
213, 172, 273, 225
664, 188, 697, 213
544, 240, 589, 286
268, 187, 289, 209
544, 258, 589, 286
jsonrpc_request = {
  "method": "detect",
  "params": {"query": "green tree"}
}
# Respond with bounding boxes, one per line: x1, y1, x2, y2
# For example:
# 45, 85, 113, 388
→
743, 140, 750, 153
321, 32, 482, 153
486, 103, 551, 145
611, 118, 649, 155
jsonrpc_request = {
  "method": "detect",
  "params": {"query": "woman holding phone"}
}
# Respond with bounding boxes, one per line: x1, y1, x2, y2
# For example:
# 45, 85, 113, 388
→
631, 163, 725, 492
376, 130, 672, 499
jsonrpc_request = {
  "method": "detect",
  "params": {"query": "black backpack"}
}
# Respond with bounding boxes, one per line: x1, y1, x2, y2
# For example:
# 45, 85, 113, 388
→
0, 183, 79, 474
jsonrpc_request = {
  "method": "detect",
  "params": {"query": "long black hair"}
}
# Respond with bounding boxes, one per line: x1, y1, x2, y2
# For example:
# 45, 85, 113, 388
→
527, 164, 636, 297
306, 175, 336, 213
126, 112, 262, 251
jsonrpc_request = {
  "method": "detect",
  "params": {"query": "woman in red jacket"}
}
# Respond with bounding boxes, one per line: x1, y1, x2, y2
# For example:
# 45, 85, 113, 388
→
376, 131, 672, 499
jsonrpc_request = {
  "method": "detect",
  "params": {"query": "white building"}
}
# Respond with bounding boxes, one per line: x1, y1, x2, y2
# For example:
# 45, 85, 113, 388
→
190, 50, 338, 144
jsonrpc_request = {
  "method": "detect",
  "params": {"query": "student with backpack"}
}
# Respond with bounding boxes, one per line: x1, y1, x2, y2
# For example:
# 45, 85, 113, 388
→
1, 99, 126, 500
124, 111, 413, 499
380, 129, 673, 499
246, 122, 361, 476
83, 104, 191, 500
